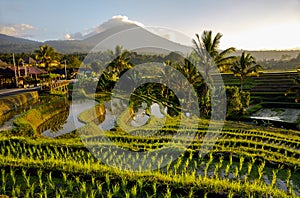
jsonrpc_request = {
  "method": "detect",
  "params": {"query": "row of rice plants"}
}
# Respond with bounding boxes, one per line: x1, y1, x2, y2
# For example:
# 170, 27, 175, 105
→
1, 121, 300, 197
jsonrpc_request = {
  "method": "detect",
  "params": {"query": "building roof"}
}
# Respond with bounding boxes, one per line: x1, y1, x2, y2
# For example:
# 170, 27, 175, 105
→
18, 57, 36, 66
27, 66, 47, 75
8, 66, 47, 75
25, 57, 36, 64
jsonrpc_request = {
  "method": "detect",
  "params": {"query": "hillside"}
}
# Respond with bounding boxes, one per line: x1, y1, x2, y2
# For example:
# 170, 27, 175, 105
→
44, 40, 91, 54
0, 34, 42, 53
0, 24, 192, 55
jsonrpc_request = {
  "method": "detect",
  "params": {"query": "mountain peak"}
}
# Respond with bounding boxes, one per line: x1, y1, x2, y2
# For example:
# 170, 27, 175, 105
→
65, 15, 144, 40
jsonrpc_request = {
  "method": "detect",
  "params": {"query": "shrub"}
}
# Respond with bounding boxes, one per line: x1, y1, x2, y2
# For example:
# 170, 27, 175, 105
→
226, 86, 250, 119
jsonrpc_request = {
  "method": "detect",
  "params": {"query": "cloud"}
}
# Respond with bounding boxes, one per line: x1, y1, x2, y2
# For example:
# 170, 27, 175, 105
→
93, 15, 144, 34
0, 24, 37, 38
145, 27, 193, 46
64, 32, 84, 40
64, 15, 144, 40
107, 15, 144, 28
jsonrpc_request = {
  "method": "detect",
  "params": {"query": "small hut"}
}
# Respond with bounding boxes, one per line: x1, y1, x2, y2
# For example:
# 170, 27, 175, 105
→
18, 57, 37, 77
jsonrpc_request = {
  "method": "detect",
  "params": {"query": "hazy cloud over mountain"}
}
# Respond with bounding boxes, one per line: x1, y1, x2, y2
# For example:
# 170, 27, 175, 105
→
0, 23, 38, 38
64, 15, 144, 40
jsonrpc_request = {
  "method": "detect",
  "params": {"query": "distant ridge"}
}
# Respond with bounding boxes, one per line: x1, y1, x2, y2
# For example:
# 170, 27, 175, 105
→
82, 23, 138, 46
0, 34, 42, 53
0, 28, 299, 61
0, 23, 192, 55
232, 50, 300, 61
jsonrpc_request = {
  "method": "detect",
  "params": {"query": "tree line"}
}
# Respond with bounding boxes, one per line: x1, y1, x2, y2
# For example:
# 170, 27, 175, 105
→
1, 30, 264, 118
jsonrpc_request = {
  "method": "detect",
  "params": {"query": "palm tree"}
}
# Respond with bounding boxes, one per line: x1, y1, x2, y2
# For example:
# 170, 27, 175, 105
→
107, 50, 132, 76
192, 30, 235, 115
173, 59, 203, 88
34, 45, 59, 72
193, 30, 236, 74
230, 51, 262, 91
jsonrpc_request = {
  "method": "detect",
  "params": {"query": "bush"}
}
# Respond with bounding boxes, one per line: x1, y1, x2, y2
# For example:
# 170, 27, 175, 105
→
226, 86, 250, 119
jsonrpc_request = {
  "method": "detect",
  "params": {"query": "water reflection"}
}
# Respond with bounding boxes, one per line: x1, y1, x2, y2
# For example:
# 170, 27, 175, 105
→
42, 99, 98, 138
41, 97, 177, 137
0, 98, 40, 131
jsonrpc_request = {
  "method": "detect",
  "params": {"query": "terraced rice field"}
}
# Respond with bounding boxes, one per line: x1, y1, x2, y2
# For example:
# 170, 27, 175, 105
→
1, 71, 300, 197
0, 116, 300, 197
216, 71, 300, 107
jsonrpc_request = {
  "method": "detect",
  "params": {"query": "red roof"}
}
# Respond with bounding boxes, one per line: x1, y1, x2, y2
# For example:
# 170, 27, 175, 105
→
8, 66, 47, 75
26, 66, 47, 75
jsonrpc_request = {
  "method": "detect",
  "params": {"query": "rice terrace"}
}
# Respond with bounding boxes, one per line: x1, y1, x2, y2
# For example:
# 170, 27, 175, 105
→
1, 1, 300, 197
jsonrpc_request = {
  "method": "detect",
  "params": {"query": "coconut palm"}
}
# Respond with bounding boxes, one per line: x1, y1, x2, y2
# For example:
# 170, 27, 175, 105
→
193, 31, 236, 74
34, 45, 59, 72
192, 30, 235, 115
107, 50, 132, 76
230, 51, 263, 91
173, 59, 203, 88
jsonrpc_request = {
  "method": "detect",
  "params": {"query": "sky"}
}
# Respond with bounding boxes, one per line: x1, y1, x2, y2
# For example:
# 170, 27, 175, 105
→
0, 0, 300, 50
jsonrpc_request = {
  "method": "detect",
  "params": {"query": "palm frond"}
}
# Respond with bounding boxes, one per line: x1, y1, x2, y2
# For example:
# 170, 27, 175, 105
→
219, 47, 236, 57
212, 32, 222, 51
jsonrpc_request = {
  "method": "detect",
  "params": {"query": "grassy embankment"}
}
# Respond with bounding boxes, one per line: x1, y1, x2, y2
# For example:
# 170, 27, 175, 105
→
0, 91, 38, 126
0, 91, 38, 116
12, 96, 69, 137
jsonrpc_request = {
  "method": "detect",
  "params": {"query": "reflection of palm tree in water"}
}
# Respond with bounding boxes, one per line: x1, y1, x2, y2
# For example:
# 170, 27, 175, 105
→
106, 98, 130, 126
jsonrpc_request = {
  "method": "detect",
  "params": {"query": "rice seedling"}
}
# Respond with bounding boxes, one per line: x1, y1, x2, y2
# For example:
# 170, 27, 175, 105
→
22, 168, 31, 188
164, 185, 172, 198
1, 169, 6, 194
47, 172, 55, 190
271, 169, 278, 188
131, 184, 138, 198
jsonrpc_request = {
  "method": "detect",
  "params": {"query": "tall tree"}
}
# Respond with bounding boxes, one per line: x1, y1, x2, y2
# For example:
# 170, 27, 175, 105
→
192, 30, 235, 115
34, 45, 60, 72
230, 51, 262, 90
107, 50, 132, 76
193, 31, 236, 73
